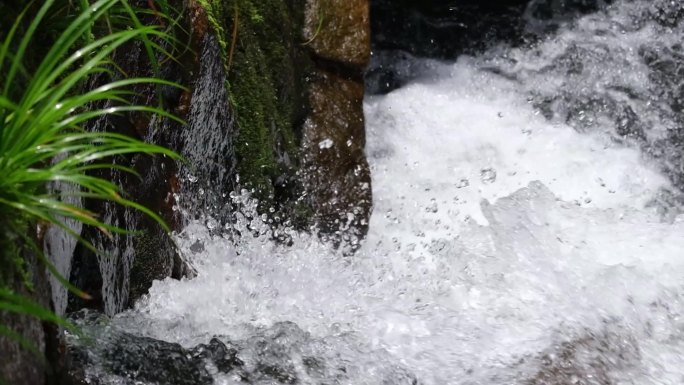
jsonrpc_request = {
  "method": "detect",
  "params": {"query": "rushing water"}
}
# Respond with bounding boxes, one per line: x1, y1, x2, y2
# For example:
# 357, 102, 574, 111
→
78, 1, 684, 384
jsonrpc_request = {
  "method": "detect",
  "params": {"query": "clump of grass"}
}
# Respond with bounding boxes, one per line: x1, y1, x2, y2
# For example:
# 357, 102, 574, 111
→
0, 0, 182, 352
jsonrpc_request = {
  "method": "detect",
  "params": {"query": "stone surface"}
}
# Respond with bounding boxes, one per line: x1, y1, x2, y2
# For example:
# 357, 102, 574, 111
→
221, 0, 311, 209
370, 0, 530, 59
370, 0, 614, 59
196, 0, 374, 241
0, 224, 51, 385
526, 328, 640, 385
103, 333, 214, 385
367, 0, 617, 94
305, 0, 371, 67
301, 0, 373, 246
66, 0, 208, 314
62, 318, 420, 384
302, 69, 372, 245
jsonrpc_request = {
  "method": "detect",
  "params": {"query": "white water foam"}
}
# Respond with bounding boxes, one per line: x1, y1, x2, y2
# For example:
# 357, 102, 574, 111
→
113, 1, 684, 384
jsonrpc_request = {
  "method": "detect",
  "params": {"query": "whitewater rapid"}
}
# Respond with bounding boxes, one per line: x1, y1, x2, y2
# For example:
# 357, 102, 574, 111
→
102, 1, 684, 384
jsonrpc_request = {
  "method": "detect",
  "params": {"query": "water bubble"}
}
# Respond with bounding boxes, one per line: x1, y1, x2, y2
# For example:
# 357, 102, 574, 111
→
425, 198, 439, 213
206, 218, 218, 230
456, 179, 470, 188
480, 168, 497, 184
318, 138, 334, 149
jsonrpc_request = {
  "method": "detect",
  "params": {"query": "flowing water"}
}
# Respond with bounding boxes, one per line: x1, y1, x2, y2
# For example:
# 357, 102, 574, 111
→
76, 1, 684, 384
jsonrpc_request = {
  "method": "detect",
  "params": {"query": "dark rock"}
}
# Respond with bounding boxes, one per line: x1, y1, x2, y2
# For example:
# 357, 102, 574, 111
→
371, 0, 530, 59
301, 0, 373, 248
191, 337, 245, 375
302, 68, 372, 249
102, 333, 213, 385
61, 318, 423, 385
128, 226, 178, 303
180, 32, 237, 221
63, 0, 210, 315
0, 227, 51, 385
526, 328, 640, 385
367, 0, 617, 94
370, 0, 615, 60
61, 311, 216, 385
305, 0, 370, 68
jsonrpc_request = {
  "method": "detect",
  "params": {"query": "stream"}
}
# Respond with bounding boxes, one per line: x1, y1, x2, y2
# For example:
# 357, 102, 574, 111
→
73, 1, 684, 384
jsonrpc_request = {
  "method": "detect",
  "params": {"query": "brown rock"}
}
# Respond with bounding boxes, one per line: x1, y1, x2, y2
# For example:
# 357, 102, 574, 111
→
302, 68, 372, 247
299, 0, 373, 248
305, 0, 371, 68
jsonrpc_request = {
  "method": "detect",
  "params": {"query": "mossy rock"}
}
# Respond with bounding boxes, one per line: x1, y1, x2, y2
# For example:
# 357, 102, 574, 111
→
129, 226, 178, 305
0, 220, 52, 385
198, 0, 313, 213
196, 0, 373, 239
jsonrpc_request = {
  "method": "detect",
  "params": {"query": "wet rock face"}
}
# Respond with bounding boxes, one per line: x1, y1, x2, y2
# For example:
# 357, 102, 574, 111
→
63, 315, 420, 385
371, 0, 530, 59
198, 0, 373, 242
104, 334, 214, 385
305, 0, 371, 67
370, 0, 613, 59
302, 70, 372, 246
61, 0, 374, 318
67, 0, 227, 315
367, 0, 615, 94
0, 230, 51, 385
526, 328, 640, 385
302, 0, 373, 247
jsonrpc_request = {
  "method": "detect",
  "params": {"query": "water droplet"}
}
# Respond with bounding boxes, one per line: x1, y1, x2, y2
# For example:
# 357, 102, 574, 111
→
456, 179, 470, 188
425, 198, 439, 213
318, 138, 334, 149
480, 168, 497, 184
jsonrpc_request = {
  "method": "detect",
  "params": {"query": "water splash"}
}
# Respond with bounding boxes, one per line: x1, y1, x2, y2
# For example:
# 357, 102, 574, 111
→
79, 1, 684, 383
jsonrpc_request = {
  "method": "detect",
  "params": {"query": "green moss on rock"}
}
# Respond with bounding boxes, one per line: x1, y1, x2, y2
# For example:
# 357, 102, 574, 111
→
197, 0, 312, 206
129, 228, 175, 304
